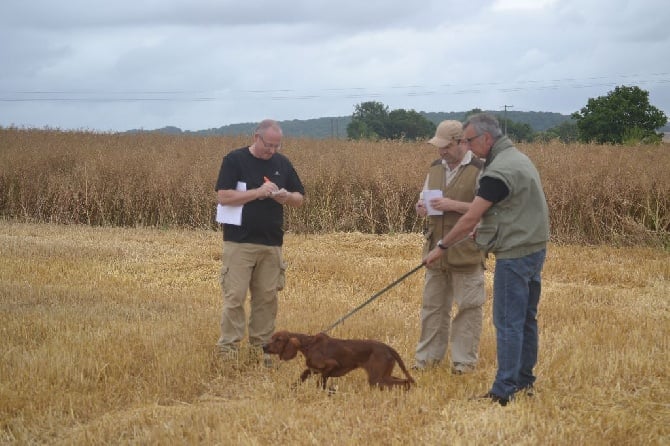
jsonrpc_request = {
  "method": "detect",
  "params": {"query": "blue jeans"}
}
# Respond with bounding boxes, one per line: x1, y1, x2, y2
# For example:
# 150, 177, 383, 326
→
491, 249, 546, 399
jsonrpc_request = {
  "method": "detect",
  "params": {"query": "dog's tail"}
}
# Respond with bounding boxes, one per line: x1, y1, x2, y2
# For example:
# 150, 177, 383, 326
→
390, 347, 415, 385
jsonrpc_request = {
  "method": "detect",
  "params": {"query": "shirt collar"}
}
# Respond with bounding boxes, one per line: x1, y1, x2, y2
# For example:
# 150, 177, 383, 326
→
445, 150, 473, 170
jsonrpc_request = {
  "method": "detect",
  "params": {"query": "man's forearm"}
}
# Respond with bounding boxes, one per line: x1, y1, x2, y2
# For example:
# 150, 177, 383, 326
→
284, 192, 304, 208
217, 189, 260, 206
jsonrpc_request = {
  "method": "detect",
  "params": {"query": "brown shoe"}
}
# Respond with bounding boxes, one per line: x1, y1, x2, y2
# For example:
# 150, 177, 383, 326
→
451, 362, 475, 375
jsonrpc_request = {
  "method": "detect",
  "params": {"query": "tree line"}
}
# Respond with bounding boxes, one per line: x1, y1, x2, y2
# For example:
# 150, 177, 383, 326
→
347, 85, 668, 145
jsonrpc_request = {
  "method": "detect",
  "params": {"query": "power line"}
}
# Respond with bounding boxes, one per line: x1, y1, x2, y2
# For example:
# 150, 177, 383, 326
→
1, 74, 668, 103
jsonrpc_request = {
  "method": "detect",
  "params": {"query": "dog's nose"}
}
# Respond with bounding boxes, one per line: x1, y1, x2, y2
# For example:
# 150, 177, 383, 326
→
261, 344, 269, 353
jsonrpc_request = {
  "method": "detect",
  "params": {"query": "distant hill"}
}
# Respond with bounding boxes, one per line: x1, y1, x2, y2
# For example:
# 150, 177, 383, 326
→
125, 110, 576, 139
191, 117, 352, 139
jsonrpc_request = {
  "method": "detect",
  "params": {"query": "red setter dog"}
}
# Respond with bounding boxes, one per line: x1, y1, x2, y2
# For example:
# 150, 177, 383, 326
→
263, 331, 415, 390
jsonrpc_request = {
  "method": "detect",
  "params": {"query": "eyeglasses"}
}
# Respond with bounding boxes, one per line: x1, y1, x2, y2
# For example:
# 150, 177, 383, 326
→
458, 134, 483, 145
258, 134, 281, 150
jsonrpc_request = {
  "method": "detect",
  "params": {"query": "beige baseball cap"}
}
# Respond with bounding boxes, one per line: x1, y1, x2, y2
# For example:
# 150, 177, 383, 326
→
428, 120, 463, 147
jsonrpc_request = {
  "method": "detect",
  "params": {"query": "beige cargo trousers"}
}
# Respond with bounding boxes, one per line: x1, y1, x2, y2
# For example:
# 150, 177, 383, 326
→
415, 265, 486, 370
217, 241, 286, 351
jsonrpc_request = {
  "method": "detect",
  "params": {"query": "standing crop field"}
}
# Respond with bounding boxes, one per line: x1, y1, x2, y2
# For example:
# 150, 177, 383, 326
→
1, 128, 669, 245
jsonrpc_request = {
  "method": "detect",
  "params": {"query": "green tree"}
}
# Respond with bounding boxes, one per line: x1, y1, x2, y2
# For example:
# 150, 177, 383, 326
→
464, 108, 483, 121
495, 117, 535, 142
346, 119, 377, 140
536, 120, 579, 143
571, 85, 667, 144
550, 120, 579, 143
386, 109, 436, 140
347, 101, 389, 140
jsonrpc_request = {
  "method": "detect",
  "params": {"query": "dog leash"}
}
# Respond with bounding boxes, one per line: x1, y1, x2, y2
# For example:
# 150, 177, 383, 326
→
320, 234, 474, 334
321, 262, 425, 334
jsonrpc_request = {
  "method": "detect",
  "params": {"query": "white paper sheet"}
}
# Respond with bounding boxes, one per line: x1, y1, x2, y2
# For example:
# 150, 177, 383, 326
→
422, 189, 443, 216
216, 181, 246, 225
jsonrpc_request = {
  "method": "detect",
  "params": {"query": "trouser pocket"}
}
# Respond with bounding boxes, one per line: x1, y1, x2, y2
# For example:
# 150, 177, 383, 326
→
277, 257, 287, 291
219, 265, 229, 288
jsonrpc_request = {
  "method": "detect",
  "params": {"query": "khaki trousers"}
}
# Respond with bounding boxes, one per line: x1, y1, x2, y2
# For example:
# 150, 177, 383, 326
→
415, 265, 486, 367
217, 241, 285, 350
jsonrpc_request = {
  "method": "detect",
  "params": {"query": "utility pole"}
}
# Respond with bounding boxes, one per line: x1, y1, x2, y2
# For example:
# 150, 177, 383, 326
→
503, 105, 514, 135
330, 118, 340, 139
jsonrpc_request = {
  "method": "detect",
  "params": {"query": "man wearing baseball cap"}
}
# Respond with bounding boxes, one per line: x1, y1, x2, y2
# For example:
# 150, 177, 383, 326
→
424, 113, 549, 406
413, 120, 486, 374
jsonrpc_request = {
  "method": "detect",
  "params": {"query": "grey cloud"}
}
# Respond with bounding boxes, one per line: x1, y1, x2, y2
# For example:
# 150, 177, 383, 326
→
1, 0, 668, 131
3, 0, 486, 31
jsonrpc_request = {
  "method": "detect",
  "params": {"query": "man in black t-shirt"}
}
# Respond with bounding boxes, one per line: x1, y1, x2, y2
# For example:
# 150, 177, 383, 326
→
215, 119, 305, 364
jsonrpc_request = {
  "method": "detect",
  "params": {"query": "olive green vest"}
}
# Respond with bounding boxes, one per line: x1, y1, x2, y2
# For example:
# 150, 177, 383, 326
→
475, 136, 550, 259
423, 156, 484, 271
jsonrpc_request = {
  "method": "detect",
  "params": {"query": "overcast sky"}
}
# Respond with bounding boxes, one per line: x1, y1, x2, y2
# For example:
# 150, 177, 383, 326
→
1, 0, 668, 132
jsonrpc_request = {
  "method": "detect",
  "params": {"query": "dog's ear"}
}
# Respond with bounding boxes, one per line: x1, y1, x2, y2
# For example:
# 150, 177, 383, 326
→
280, 337, 300, 360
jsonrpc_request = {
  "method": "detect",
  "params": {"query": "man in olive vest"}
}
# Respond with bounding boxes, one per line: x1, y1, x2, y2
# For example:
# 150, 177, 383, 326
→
414, 120, 486, 374
424, 113, 550, 406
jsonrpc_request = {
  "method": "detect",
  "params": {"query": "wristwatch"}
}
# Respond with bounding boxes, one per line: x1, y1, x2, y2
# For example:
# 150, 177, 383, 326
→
437, 240, 448, 250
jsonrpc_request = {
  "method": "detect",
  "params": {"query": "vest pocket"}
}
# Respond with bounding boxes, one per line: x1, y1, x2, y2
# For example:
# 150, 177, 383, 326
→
475, 224, 499, 254
446, 240, 482, 268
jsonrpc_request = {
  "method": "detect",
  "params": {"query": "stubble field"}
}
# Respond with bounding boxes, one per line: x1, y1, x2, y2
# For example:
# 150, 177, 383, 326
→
1, 222, 668, 445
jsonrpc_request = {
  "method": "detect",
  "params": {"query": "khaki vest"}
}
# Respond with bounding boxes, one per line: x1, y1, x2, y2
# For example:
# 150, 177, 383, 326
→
423, 157, 484, 271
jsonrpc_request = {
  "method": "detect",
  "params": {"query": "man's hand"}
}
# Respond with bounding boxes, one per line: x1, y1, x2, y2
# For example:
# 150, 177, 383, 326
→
429, 197, 456, 212
256, 181, 278, 200
271, 188, 290, 204
423, 246, 446, 266
415, 199, 427, 217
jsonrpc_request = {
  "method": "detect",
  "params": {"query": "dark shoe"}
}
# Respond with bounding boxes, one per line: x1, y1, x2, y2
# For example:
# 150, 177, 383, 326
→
476, 392, 509, 406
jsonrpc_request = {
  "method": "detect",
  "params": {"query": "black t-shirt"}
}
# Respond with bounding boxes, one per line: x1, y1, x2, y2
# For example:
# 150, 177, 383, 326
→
477, 176, 509, 204
215, 147, 305, 246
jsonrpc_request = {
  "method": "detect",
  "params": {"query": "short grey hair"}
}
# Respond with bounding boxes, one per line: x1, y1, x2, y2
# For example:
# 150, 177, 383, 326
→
465, 113, 503, 139
254, 119, 283, 137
